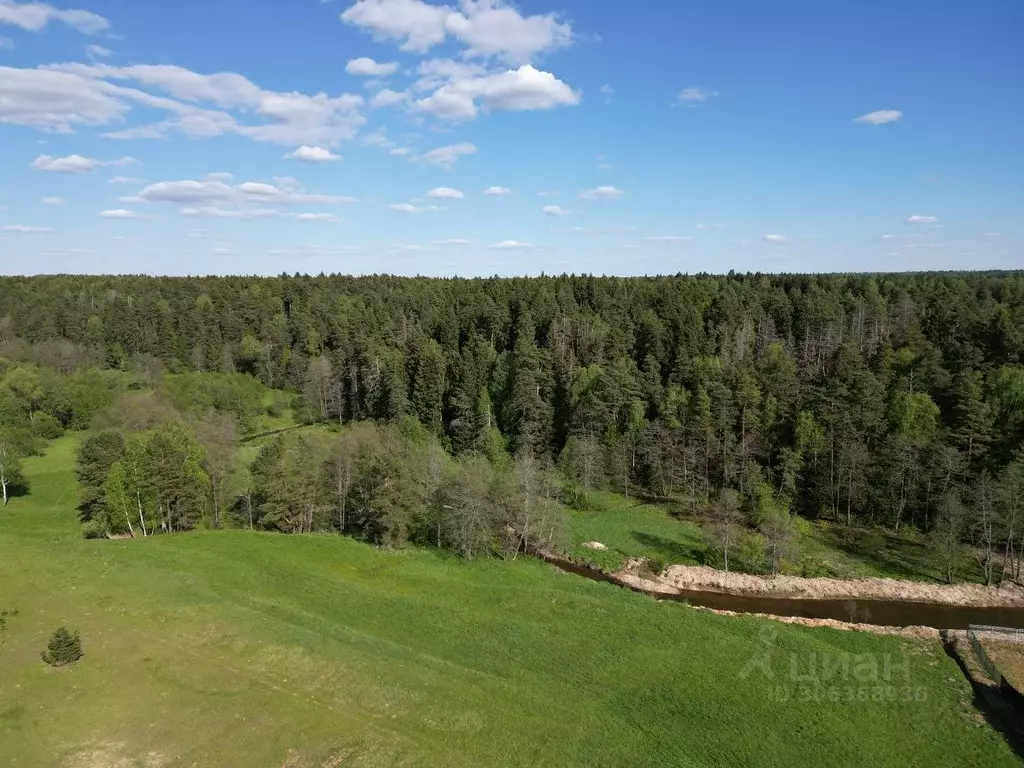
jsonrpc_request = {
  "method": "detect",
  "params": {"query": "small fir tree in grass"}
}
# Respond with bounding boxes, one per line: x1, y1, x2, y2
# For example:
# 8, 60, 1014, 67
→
41, 627, 83, 667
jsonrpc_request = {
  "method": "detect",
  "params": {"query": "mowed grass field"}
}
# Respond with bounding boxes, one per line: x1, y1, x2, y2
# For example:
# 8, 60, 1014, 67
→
0, 436, 1019, 767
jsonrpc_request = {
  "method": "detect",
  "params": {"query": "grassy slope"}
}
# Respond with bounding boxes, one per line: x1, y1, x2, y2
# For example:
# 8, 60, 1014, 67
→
567, 492, 990, 584
0, 436, 1018, 767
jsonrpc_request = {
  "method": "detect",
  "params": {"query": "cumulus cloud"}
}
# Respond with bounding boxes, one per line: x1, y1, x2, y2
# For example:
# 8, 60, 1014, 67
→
542, 205, 570, 216
345, 57, 399, 76
31, 153, 137, 173
41, 196, 63, 205
131, 177, 357, 221
905, 214, 938, 224
3, 224, 54, 232
286, 145, 342, 163
107, 176, 146, 184
427, 186, 464, 199
677, 87, 718, 104
371, 88, 408, 108
763, 234, 788, 244
341, 0, 573, 64
421, 141, 476, 168
4, 62, 366, 147
389, 146, 411, 156
0, 0, 110, 35
854, 110, 902, 125
579, 185, 623, 200
389, 202, 423, 213
412, 64, 578, 120
484, 186, 511, 195
86, 43, 111, 58
100, 209, 149, 219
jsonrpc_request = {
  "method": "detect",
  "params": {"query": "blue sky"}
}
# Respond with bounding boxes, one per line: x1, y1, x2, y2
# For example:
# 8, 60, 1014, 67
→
0, 0, 1021, 277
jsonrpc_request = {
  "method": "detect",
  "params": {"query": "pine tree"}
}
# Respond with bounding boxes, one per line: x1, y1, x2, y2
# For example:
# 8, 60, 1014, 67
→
41, 627, 83, 667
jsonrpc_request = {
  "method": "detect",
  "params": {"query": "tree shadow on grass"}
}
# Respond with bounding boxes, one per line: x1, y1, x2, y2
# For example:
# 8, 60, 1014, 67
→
822, 526, 950, 584
942, 632, 1024, 762
631, 531, 703, 566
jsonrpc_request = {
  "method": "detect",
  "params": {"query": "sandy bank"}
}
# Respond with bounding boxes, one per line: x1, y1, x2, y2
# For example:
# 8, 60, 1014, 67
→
619, 563, 1024, 608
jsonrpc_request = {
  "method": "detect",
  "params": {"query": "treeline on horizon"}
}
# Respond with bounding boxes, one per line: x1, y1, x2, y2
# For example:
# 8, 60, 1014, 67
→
0, 271, 1023, 580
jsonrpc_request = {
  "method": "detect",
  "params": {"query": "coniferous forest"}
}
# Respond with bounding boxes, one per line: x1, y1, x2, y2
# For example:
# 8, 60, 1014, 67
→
1, 272, 1023, 581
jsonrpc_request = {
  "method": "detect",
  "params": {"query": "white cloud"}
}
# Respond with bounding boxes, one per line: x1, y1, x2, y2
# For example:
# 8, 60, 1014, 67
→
905, 214, 938, 224
0, 36, 12, 49
488, 240, 533, 249
389, 203, 423, 213
3, 224, 53, 232
389, 147, 411, 156
100, 209, 149, 219
600, 84, 614, 103
0, 0, 110, 35
445, 0, 573, 64
427, 186, 464, 199
696, 223, 724, 230
484, 185, 511, 196
412, 64, 578, 120
341, 0, 450, 53
206, 171, 235, 182
342, 0, 573, 64
421, 141, 476, 168
579, 185, 623, 200
677, 87, 718, 104
644, 235, 691, 243
31, 153, 137, 173
86, 43, 111, 58
41, 196, 64, 205
0, 66, 128, 131
763, 234, 788, 244
14, 62, 366, 147
181, 207, 280, 220
134, 178, 357, 219
362, 129, 391, 147
345, 57, 399, 76
371, 88, 408, 108
598, 163, 612, 170
295, 212, 339, 222
434, 238, 471, 245
854, 109, 902, 125
542, 205, 570, 216
107, 175, 146, 185
286, 145, 342, 163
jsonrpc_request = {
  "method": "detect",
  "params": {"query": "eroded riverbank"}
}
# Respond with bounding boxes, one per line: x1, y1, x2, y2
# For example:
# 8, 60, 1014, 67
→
624, 563, 1024, 608
541, 552, 1024, 630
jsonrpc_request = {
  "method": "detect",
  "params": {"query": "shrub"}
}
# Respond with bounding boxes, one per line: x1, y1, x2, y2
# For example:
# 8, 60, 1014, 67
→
641, 556, 667, 578
41, 626, 83, 667
80, 520, 105, 539
30, 411, 64, 440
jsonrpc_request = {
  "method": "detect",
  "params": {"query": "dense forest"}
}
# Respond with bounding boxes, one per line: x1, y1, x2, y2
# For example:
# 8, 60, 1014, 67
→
0, 272, 1022, 581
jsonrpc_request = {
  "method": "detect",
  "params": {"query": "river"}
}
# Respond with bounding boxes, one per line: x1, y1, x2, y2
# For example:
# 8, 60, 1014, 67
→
550, 558, 1024, 630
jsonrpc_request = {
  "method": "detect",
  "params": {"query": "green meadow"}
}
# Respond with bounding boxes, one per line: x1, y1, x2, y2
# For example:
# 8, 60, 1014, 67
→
0, 435, 1018, 767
